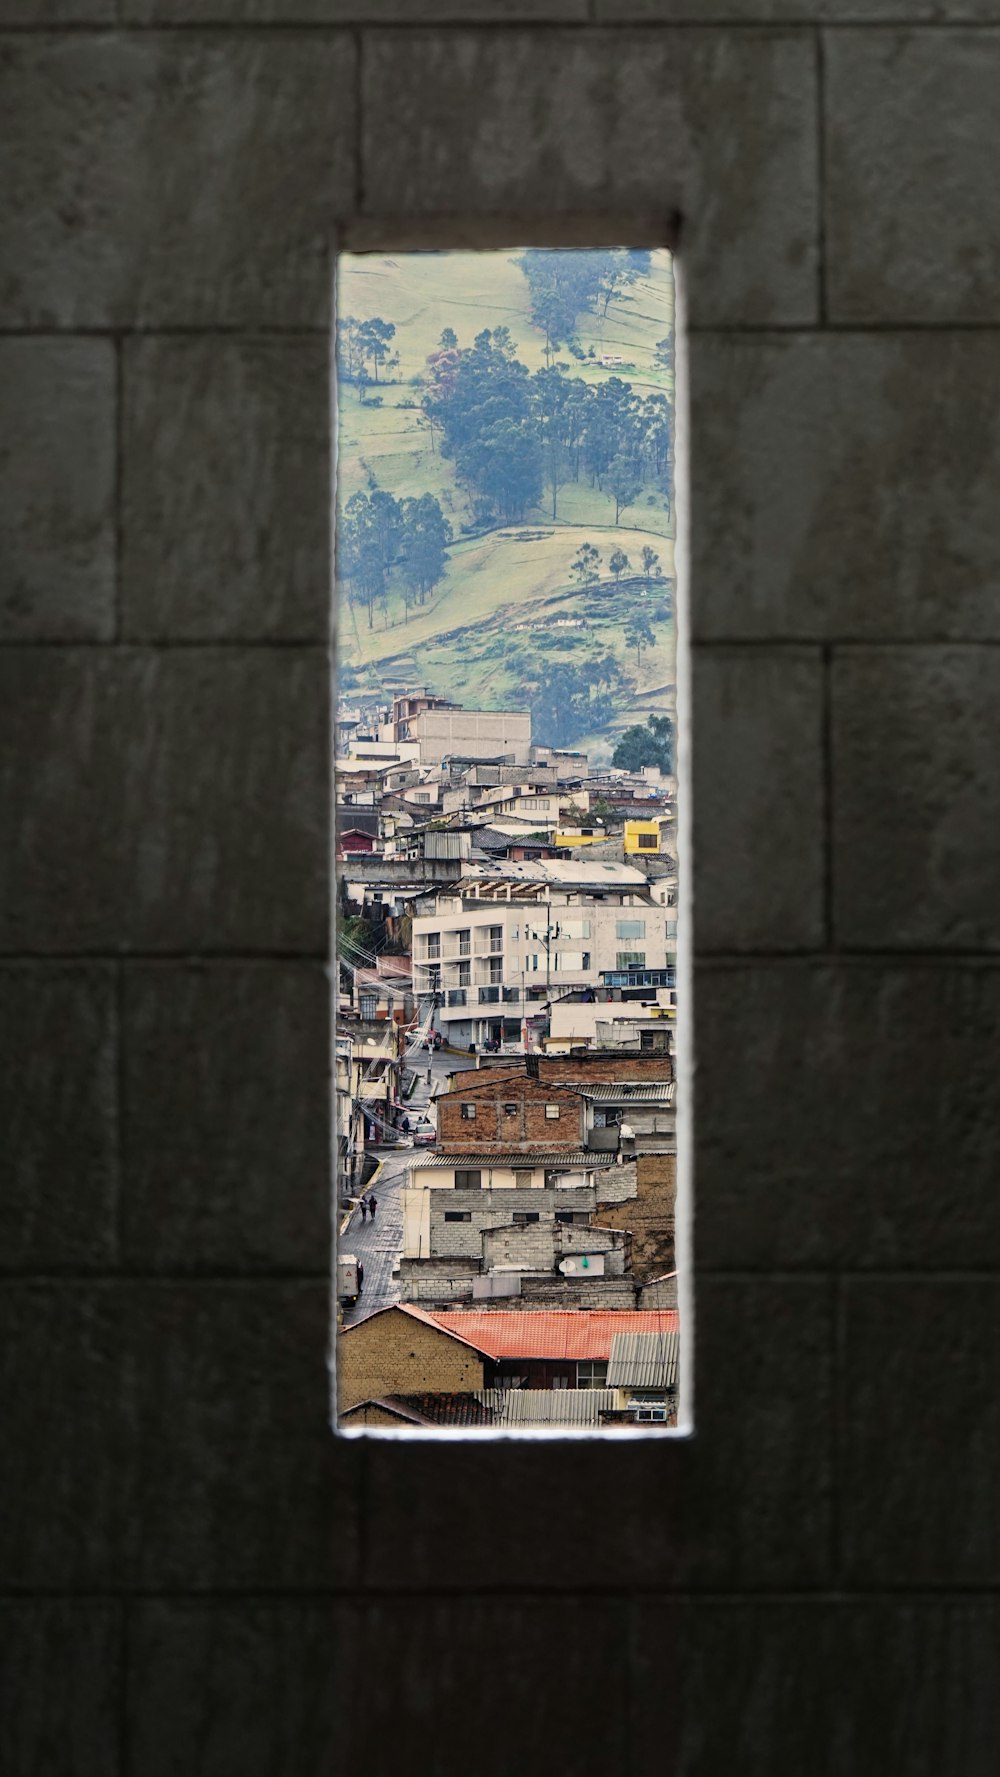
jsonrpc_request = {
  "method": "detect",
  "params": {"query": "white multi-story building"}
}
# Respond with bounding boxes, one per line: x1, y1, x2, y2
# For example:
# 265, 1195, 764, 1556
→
412, 869, 674, 1050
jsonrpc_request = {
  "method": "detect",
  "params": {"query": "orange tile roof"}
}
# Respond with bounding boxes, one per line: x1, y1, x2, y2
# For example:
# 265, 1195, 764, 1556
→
420, 1309, 679, 1362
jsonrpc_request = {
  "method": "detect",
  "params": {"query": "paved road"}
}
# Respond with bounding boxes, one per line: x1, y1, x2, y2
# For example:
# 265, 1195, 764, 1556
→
341, 1047, 477, 1326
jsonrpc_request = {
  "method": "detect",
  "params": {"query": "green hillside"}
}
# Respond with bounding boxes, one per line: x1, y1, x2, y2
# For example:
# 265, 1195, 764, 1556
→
336, 248, 676, 752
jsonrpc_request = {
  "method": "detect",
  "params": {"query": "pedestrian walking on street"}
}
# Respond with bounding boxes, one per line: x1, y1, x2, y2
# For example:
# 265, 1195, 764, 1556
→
368, 1194, 378, 1223
357, 1262, 364, 1291
359, 1199, 367, 1223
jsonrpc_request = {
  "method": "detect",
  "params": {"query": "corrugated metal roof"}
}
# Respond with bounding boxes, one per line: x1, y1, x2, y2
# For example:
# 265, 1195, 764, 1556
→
573, 1083, 675, 1104
409, 1150, 615, 1170
479, 1388, 620, 1425
425, 1309, 678, 1362
607, 1330, 680, 1389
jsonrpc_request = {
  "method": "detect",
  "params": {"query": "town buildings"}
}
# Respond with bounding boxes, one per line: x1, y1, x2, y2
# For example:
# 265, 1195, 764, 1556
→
336, 684, 681, 1425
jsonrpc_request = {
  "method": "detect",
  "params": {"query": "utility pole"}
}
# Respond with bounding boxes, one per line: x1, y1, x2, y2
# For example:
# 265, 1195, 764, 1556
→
526, 898, 561, 1038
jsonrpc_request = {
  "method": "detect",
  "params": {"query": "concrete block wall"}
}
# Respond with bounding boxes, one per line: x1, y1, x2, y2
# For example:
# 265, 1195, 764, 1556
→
2, 5, 998, 1774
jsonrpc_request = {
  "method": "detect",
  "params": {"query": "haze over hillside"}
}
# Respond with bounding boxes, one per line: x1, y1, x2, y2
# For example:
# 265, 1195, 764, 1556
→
336, 248, 675, 761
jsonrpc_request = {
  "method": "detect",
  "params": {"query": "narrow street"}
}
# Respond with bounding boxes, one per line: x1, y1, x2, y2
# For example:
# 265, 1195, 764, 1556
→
341, 1046, 477, 1325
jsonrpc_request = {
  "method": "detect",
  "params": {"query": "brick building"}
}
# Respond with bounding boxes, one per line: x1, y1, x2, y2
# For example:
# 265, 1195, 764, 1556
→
338, 1303, 486, 1412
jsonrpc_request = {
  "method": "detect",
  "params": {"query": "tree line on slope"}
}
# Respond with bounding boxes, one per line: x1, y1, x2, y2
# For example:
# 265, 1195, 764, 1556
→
420, 324, 673, 526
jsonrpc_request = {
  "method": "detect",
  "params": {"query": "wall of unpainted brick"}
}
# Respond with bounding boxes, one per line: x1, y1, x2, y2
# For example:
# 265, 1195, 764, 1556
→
437, 1077, 584, 1148
596, 1154, 676, 1281
338, 1308, 484, 1412
2, 3, 999, 1773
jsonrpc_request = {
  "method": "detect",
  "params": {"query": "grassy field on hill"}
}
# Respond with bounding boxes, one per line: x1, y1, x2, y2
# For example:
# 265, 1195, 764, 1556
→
336, 248, 676, 748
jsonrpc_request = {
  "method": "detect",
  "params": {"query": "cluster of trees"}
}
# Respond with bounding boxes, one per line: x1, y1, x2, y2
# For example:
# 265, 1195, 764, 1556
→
339, 487, 451, 628
570, 541, 664, 587
337, 316, 399, 400
502, 649, 624, 749
517, 249, 652, 360
421, 326, 673, 526
612, 713, 674, 774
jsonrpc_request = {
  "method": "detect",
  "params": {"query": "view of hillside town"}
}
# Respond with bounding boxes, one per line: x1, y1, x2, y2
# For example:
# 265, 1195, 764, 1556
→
335, 247, 679, 1432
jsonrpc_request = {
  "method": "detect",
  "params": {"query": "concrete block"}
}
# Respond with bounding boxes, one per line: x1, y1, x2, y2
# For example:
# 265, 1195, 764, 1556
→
842, 1281, 1000, 1585
125, 0, 586, 17
361, 29, 819, 326
832, 647, 1000, 949
0, 967, 117, 1272
122, 338, 330, 642
128, 1603, 347, 1777
0, 340, 115, 641
0, 1282, 359, 1589
691, 333, 1000, 642
362, 1279, 832, 1590
826, 30, 1000, 323
0, 33, 355, 327
129, 1598, 625, 1777
693, 647, 824, 952
0, 0, 113, 15
696, 961, 1000, 1269
633, 1600, 1000, 1777
122, 1284, 359, 1590
0, 1603, 120, 1777
121, 964, 330, 1272
0, 649, 328, 953
0, 1286, 125, 1587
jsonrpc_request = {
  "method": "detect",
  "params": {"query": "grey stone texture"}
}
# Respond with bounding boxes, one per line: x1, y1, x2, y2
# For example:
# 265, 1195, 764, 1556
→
120, 964, 330, 1271
632, 1600, 1000, 1777
125, 0, 587, 17
0, 33, 356, 328
0, 649, 328, 954
128, 1598, 625, 1777
0, 340, 116, 640
0, 1603, 120, 1777
696, 960, 1000, 1268
832, 648, 1000, 950
826, 30, 1000, 324
0, 1282, 361, 1590
1, 5, 999, 1774
692, 647, 824, 951
842, 1281, 1000, 1586
361, 29, 819, 325
122, 338, 331, 641
0, 967, 117, 1272
691, 332, 1000, 642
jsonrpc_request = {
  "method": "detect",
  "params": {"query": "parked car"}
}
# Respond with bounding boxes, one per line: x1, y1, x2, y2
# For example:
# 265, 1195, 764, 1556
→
411, 1118, 437, 1147
421, 1030, 443, 1051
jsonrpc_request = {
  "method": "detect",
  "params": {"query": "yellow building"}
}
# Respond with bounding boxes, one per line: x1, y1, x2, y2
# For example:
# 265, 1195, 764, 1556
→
553, 827, 605, 848
624, 819, 663, 855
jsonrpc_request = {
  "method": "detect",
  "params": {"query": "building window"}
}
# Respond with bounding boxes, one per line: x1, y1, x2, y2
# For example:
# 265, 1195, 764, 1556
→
616, 919, 646, 940
616, 951, 646, 969
461, 1103, 476, 1120
458, 961, 471, 987
454, 1169, 483, 1190
638, 832, 657, 849
545, 1104, 560, 1120
359, 993, 377, 1021
503, 1103, 518, 1117
513, 1211, 540, 1226
425, 933, 441, 959
444, 1211, 472, 1223
577, 1361, 609, 1390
